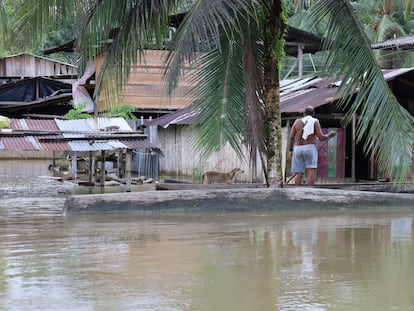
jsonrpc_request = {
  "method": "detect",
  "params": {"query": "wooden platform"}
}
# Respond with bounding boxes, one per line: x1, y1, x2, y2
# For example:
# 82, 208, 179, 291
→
155, 182, 267, 191
63, 186, 414, 215
157, 181, 414, 193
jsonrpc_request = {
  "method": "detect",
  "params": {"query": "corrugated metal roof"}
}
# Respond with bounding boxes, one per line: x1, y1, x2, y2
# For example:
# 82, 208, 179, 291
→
39, 141, 71, 151
87, 117, 133, 131
0, 136, 36, 151
55, 119, 93, 133
68, 141, 119, 152
143, 104, 197, 128
382, 68, 414, 81
371, 35, 414, 51
24, 118, 60, 131
121, 139, 158, 149
0, 117, 156, 152
280, 77, 322, 92
281, 87, 342, 113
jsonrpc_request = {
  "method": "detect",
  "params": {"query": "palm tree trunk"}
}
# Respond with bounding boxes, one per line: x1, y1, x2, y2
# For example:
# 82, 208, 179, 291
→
262, 0, 286, 188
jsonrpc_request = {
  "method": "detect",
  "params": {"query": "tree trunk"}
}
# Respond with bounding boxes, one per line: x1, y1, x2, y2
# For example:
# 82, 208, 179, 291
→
262, 0, 286, 188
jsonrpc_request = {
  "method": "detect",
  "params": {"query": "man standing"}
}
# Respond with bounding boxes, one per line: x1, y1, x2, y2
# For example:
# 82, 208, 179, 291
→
289, 106, 336, 186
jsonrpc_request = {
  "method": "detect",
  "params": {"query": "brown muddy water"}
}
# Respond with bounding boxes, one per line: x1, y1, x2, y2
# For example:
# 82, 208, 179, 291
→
0, 160, 414, 311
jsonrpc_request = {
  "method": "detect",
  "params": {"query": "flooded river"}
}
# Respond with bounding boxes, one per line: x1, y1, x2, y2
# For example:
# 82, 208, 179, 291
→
0, 160, 414, 310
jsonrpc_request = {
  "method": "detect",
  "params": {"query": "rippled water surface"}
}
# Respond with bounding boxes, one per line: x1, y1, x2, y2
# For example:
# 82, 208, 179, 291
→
0, 160, 414, 311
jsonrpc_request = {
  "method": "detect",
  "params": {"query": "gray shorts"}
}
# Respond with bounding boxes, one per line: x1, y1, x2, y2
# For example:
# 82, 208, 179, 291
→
291, 144, 318, 173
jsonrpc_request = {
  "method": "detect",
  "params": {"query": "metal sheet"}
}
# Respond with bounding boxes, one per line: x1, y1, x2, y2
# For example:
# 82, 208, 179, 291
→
0, 136, 36, 151
87, 117, 133, 131
121, 139, 157, 149
55, 119, 92, 134
68, 141, 116, 152
0, 117, 155, 152
371, 35, 414, 51
281, 87, 342, 113
24, 119, 60, 131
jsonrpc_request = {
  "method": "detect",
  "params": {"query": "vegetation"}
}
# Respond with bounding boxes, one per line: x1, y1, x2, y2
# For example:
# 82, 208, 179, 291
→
106, 104, 137, 120
0, 0, 81, 60
64, 103, 92, 120
65, 102, 138, 120
3, 0, 414, 185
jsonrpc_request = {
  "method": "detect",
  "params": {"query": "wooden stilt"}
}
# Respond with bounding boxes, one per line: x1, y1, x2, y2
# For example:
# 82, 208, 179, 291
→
88, 151, 95, 182
100, 150, 106, 187
125, 149, 132, 192
71, 152, 77, 181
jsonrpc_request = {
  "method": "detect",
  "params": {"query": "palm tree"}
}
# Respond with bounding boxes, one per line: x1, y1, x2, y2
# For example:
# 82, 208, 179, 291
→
0, 0, 84, 56
351, 0, 414, 68
10, 0, 414, 185
165, 1, 287, 186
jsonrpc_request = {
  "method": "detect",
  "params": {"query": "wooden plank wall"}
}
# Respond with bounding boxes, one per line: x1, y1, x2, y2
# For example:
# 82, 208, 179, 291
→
157, 124, 345, 183
0, 54, 77, 77
156, 125, 266, 183
96, 50, 196, 111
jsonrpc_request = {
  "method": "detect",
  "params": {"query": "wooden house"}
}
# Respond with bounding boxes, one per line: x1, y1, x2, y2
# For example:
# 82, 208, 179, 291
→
38, 24, 326, 182
95, 50, 195, 113
144, 67, 414, 184
0, 53, 78, 119
0, 53, 77, 82
43, 24, 324, 117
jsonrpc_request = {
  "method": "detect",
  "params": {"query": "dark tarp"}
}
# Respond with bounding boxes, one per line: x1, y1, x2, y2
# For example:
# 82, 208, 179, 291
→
0, 77, 71, 102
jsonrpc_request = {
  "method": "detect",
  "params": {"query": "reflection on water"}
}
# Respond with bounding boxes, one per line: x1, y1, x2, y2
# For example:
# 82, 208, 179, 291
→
0, 161, 414, 310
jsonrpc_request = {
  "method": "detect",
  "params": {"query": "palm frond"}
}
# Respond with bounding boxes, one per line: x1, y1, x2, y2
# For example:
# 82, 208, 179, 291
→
374, 14, 405, 43
188, 30, 245, 161
0, 0, 8, 53
12, 0, 85, 50
164, 0, 253, 95
310, 0, 414, 182
163, 0, 258, 163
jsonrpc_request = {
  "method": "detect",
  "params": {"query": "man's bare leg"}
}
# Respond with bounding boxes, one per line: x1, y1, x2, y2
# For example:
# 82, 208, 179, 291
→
294, 172, 303, 186
306, 168, 316, 186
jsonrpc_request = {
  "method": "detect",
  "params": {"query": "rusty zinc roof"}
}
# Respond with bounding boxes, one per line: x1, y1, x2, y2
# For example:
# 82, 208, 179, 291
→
371, 35, 414, 51
0, 118, 157, 152
143, 104, 198, 128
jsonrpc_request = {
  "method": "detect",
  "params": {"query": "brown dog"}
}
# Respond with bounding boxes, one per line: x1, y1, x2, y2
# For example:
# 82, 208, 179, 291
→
202, 168, 244, 184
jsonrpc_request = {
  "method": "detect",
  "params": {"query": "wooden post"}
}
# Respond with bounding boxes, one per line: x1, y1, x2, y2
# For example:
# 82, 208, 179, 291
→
88, 151, 93, 182
71, 152, 77, 181
100, 150, 106, 187
297, 44, 304, 79
117, 150, 123, 178
283, 120, 291, 183
149, 116, 158, 145
35, 79, 40, 100
352, 115, 356, 182
125, 149, 132, 192
52, 151, 56, 168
